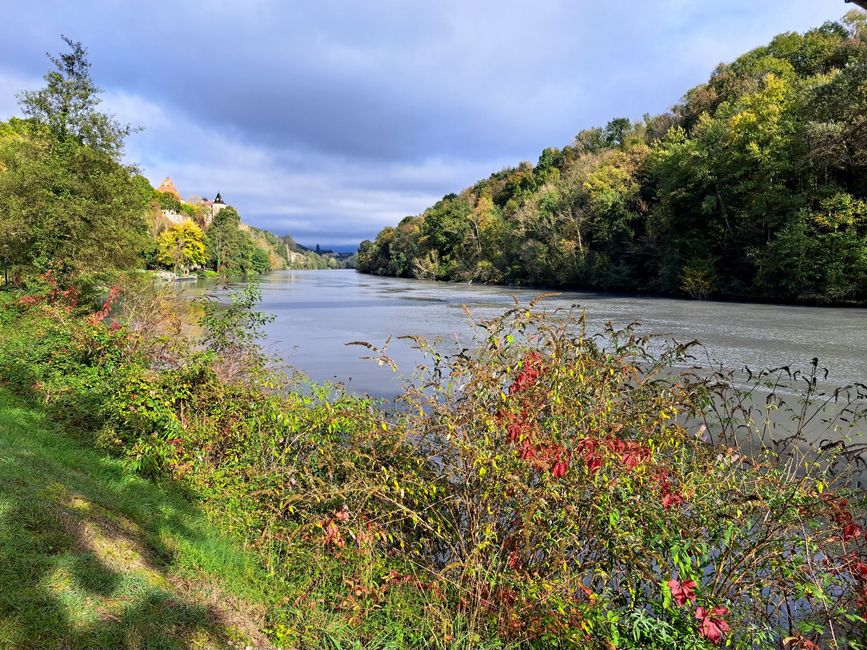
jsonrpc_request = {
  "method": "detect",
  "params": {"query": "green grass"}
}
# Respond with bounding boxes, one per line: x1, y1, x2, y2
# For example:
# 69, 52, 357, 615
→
0, 388, 271, 649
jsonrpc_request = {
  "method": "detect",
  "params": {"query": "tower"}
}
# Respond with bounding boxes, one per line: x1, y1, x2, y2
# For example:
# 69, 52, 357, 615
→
157, 177, 181, 200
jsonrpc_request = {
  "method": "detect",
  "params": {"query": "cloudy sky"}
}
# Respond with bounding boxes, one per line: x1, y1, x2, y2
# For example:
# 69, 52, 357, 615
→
0, 1, 850, 249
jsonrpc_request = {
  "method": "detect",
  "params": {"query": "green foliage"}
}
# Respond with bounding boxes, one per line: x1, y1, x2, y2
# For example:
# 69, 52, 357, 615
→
1, 284, 864, 648
0, 118, 149, 291
0, 36, 149, 292
204, 207, 281, 275
198, 282, 274, 354
154, 189, 198, 220
358, 16, 867, 305
17, 36, 134, 159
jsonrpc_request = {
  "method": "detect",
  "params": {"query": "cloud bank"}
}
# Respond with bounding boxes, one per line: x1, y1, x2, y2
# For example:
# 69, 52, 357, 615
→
0, 1, 845, 247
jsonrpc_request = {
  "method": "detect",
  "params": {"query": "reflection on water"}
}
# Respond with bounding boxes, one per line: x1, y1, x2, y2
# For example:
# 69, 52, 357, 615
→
191, 269, 867, 399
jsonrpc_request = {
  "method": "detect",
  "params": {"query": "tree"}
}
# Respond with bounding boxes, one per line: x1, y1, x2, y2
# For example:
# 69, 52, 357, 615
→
0, 118, 149, 288
158, 220, 206, 274
0, 38, 148, 290
603, 117, 632, 148
18, 36, 134, 159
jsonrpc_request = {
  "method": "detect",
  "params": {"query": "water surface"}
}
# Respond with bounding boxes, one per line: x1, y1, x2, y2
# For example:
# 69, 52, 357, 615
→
200, 270, 867, 399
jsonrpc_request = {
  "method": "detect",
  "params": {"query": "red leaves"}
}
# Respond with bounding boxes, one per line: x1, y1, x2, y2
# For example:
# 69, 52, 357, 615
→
668, 578, 696, 606
655, 470, 685, 509
509, 352, 543, 395
784, 638, 821, 650
575, 438, 603, 475
667, 579, 731, 645
501, 350, 667, 491
323, 521, 344, 548
322, 504, 351, 548
518, 439, 536, 460
843, 521, 864, 542
88, 284, 122, 325
506, 419, 524, 443
532, 443, 570, 478
608, 439, 650, 470
849, 554, 867, 617
551, 457, 568, 478
824, 495, 864, 542
49, 285, 79, 310
695, 606, 730, 645
500, 357, 574, 479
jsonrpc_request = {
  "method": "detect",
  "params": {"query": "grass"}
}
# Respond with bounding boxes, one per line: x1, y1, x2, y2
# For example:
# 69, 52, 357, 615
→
0, 387, 272, 649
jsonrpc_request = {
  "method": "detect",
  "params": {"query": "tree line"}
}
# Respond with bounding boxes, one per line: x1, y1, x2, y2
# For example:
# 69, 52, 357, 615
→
358, 14, 867, 305
0, 37, 336, 294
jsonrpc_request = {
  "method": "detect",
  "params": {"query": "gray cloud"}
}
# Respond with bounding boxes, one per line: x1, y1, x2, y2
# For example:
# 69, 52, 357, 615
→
0, 0, 846, 247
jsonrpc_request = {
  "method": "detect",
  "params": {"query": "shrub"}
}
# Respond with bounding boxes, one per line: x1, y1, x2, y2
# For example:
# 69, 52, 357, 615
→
0, 283, 864, 649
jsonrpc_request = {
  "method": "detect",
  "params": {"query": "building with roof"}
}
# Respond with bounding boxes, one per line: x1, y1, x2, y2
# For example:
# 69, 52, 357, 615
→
198, 191, 228, 226
157, 177, 182, 201
153, 176, 230, 227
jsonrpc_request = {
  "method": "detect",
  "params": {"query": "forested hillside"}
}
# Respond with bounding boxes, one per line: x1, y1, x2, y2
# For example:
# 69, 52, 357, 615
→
358, 13, 867, 304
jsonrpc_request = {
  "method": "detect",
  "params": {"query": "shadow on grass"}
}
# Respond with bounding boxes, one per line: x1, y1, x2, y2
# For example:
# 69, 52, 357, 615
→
0, 389, 257, 649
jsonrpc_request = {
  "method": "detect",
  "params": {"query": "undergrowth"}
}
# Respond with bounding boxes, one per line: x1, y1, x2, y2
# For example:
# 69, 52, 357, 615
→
0, 278, 864, 649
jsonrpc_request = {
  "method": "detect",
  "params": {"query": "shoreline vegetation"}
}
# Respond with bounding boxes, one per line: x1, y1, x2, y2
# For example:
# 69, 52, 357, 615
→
0, 18, 864, 650
0, 281, 865, 648
357, 13, 867, 307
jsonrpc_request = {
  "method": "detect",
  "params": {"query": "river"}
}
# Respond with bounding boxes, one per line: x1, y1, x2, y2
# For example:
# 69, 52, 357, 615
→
197, 270, 867, 402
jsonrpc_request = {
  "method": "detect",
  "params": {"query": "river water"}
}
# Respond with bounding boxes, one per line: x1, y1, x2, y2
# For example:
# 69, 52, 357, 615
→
198, 270, 867, 402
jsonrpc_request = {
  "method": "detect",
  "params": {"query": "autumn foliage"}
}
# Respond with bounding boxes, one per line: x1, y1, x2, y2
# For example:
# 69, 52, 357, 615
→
0, 285, 865, 649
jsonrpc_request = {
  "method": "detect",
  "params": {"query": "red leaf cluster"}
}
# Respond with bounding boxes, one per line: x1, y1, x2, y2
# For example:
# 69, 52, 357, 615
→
88, 284, 122, 326
322, 504, 351, 548
668, 578, 696, 606
695, 605, 730, 645
508, 352, 543, 395
847, 553, 867, 616
575, 438, 603, 475
499, 352, 654, 483
654, 470, 685, 509
824, 495, 864, 542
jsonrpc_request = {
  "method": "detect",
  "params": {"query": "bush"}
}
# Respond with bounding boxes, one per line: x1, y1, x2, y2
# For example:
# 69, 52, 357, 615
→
0, 282, 864, 649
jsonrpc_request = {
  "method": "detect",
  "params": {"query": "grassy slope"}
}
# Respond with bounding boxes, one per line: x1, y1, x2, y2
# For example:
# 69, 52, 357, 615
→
0, 388, 271, 650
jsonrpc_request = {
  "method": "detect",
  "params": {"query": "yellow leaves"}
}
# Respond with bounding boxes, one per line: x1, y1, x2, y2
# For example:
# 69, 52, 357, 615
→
157, 219, 207, 272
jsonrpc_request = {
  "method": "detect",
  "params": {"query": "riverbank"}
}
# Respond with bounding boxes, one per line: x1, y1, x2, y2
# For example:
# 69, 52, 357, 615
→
1, 280, 865, 648
0, 388, 271, 649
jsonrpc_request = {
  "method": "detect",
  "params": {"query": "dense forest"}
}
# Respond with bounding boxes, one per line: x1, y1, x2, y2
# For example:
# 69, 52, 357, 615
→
358, 14, 867, 305
0, 37, 339, 292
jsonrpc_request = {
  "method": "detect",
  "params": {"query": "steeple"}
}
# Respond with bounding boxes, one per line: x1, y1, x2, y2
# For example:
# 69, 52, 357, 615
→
214, 192, 224, 204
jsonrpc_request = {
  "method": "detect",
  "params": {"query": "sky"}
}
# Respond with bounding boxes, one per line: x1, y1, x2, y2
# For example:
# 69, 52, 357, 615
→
0, 1, 852, 249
